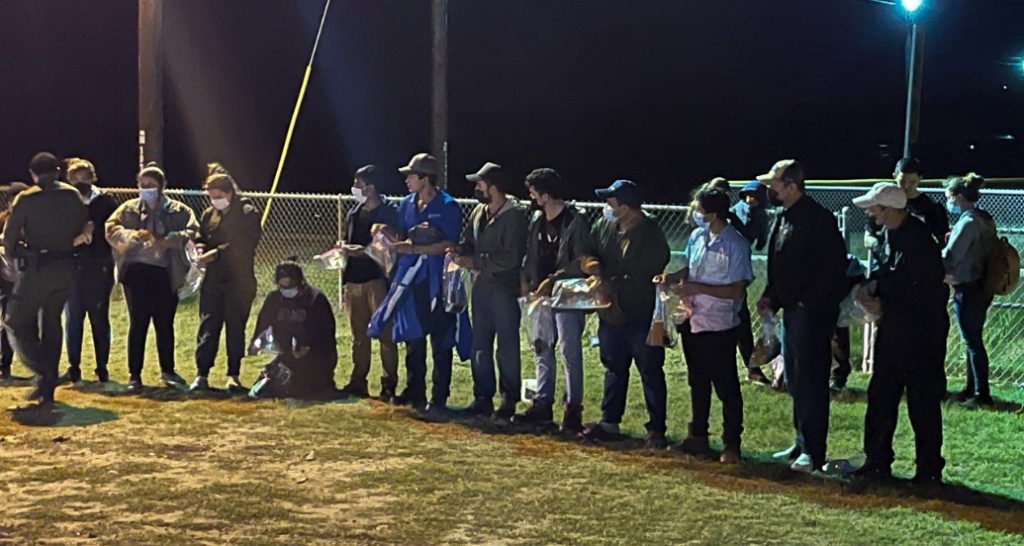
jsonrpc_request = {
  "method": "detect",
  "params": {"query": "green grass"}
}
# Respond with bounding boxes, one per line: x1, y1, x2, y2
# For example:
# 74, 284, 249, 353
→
0, 290, 1022, 545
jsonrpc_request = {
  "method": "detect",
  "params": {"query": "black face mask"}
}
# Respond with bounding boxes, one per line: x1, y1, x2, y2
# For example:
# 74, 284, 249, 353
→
75, 183, 92, 196
767, 187, 784, 206
529, 199, 544, 211
474, 188, 491, 204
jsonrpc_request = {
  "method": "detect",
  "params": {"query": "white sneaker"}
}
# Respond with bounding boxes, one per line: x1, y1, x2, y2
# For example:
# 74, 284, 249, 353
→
189, 376, 210, 392
773, 444, 801, 460
790, 453, 815, 473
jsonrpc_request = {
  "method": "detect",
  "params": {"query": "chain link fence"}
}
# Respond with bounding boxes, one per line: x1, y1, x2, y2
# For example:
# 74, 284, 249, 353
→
12, 185, 1021, 387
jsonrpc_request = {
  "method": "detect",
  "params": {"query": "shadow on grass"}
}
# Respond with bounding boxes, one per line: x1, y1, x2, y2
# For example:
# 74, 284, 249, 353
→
8, 402, 117, 428
411, 404, 1024, 537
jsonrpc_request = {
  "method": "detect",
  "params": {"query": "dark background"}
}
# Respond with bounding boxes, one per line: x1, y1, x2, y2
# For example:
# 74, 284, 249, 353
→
1, 0, 1022, 203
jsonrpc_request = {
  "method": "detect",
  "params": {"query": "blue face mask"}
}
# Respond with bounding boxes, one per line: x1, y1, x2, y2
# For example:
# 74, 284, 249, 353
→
139, 188, 160, 204
693, 211, 709, 229
946, 200, 962, 215
279, 287, 299, 299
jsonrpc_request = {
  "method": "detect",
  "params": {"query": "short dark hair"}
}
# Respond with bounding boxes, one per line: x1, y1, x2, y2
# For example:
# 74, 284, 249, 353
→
945, 172, 985, 202
138, 161, 167, 187
525, 168, 564, 200
707, 177, 731, 194
275, 256, 305, 284
29, 152, 60, 176
895, 157, 922, 175
354, 164, 381, 187
694, 187, 731, 216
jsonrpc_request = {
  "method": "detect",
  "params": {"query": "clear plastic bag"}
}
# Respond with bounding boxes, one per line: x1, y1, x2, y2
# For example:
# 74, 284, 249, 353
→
443, 254, 469, 313
313, 247, 347, 270
645, 284, 678, 348
365, 231, 396, 275
247, 327, 281, 357
837, 285, 881, 327
550, 276, 612, 311
177, 240, 205, 301
751, 310, 781, 367
519, 295, 555, 353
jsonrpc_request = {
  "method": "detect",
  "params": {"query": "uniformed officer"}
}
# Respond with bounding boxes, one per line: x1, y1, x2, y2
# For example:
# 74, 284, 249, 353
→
1, 152, 89, 405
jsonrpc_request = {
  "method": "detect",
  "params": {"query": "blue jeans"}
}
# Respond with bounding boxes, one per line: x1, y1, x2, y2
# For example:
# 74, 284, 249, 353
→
404, 281, 455, 406
952, 282, 992, 398
470, 283, 521, 404
782, 303, 839, 467
64, 260, 114, 372
598, 317, 667, 433
534, 310, 586, 405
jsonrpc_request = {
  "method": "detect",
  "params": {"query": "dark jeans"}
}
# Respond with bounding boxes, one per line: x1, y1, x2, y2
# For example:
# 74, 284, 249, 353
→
404, 281, 456, 406
736, 300, 754, 368
5, 266, 74, 397
831, 326, 851, 381
598, 316, 667, 433
864, 321, 948, 477
680, 322, 743, 446
64, 260, 115, 373
470, 282, 521, 404
952, 282, 993, 398
782, 303, 839, 466
0, 279, 13, 371
195, 280, 256, 377
122, 264, 179, 377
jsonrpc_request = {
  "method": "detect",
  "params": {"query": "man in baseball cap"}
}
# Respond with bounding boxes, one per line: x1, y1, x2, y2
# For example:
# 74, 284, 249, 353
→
849, 181, 950, 486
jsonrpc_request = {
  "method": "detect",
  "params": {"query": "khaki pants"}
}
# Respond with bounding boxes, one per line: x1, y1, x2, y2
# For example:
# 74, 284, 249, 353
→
343, 278, 398, 393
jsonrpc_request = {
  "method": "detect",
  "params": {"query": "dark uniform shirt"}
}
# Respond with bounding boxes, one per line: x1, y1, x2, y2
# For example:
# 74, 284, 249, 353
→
253, 285, 337, 361
342, 200, 399, 285
2, 179, 88, 268
198, 196, 262, 288
763, 194, 848, 311
590, 213, 670, 325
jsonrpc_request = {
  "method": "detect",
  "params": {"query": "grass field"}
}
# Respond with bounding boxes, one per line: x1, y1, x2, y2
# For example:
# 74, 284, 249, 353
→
0, 291, 1023, 545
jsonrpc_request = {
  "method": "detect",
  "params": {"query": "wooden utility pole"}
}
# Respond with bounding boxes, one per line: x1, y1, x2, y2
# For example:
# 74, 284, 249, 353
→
138, 0, 164, 168
431, 0, 448, 188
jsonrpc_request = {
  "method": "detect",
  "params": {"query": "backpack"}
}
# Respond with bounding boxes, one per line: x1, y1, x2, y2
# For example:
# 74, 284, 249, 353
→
983, 236, 1020, 296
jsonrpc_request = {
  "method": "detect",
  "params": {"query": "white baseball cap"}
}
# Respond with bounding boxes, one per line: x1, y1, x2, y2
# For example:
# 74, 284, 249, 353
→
852, 182, 907, 209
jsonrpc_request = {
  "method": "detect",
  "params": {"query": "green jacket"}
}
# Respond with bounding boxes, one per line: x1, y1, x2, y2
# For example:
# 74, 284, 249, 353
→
105, 196, 199, 292
521, 204, 592, 291
1, 179, 88, 273
461, 199, 528, 295
588, 212, 670, 325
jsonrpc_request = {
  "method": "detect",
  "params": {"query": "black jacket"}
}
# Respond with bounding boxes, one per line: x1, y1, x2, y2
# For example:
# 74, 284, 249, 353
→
871, 214, 948, 327
76, 192, 118, 265
521, 205, 592, 291
252, 285, 337, 364
763, 194, 848, 311
198, 197, 262, 289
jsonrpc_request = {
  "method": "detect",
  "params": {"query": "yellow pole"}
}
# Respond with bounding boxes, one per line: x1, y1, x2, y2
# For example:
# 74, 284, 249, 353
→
261, 64, 312, 227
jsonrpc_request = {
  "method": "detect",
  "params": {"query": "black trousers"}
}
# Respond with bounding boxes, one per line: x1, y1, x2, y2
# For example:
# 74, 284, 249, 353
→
5, 266, 75, 397
121, 264, 179, 377
195, 280, 256, 377
782, 303, 839, 467
736, 301, 754, 368
0, 279, 13, 371
831, 326, 851, 381
680, 322, 743, 446
64, 259, 115, 372
863, 320, 948, 477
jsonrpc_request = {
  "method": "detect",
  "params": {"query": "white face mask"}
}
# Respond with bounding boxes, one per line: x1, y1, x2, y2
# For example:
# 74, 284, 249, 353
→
279, 287, 299, 299
602, 204, 618, 223
211, 197, 230, 211
351, 186, 368, 204
139, 188, 160, 204
693, 211, 709, 228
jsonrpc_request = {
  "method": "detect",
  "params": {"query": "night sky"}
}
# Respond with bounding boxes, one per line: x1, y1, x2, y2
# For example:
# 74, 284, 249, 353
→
1, 0, 1022, 203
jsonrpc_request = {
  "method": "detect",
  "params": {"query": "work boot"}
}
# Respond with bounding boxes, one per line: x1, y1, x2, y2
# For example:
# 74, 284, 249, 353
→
225, 376, 247, 393
512, 400, 553, 425
189, 376, 210, 392
560, 403, 584, 434
160, 371, 186, 388
420, 402, 452, 423
494, 398, 518, 421
458, 398, 494, 418
580, 422, 624, 442
337, 382, 370, 399
746, 367, 770, 386
669, 435, 712, 457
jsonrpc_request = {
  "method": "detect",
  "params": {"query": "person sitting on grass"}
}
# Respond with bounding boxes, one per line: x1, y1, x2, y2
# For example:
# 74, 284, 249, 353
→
248, 258, 338, 400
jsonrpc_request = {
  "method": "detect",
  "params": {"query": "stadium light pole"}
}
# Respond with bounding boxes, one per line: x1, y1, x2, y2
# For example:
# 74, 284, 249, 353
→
901, 0, 924, 158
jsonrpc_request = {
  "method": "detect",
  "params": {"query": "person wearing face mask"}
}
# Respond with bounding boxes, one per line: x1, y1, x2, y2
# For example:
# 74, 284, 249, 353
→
755, 159, 848, 474
189, 163, 262, 393
578, 179, 671, 448
941, 173, 997, 408
106, 162, 199, 392
248, 259, 338, 399
336, 164, 399, 400
849, 183, 949, 486
514, 168, 593, 432
658, 187, 752, 464
58, 158, 118, 385
2, 152, 89, 406
0, 181, 30, 381
450, 162, 528, 420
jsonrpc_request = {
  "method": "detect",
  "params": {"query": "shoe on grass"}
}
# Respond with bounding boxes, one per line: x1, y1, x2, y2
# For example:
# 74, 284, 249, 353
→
58, 367, 82, 385
959, 395, 994, 409
225, 376, 247, 393
746, 367, 771, 386
160, 372, 186, 388
512, 401, 553, 425
189, 376, 210, 392
580, 422, 624, 442
560, 403, 584, 434
790, 453, 816, 473
94, 368, 110, 383
644, 430, 668, 449
719, 444, 741, 464
669, 435, 712, 457
494, 399, 518, 421
127, 376, 144, 393
773, 444, 801, 460
336, 383, 369, 399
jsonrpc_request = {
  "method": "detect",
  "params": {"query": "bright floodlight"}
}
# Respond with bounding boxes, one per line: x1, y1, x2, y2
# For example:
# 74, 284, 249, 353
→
901, 0, 923, 13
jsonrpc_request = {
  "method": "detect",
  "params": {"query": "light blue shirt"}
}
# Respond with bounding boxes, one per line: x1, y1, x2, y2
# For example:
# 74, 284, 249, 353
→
681, 224, 754, 333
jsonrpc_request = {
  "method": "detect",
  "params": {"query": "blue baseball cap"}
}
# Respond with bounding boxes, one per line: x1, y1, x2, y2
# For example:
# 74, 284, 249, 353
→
595, 179, 643, 208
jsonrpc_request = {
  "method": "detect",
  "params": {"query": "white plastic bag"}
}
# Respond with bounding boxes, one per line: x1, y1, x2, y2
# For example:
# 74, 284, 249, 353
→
313, 247, 347, 271
443, 255, 469, 314
519, 295, 555, 353
365, 231, 396, 276
177, 240, 205, 301
751, 310, 781, 367
645, 284, 678, 348
550, 276, 612, 311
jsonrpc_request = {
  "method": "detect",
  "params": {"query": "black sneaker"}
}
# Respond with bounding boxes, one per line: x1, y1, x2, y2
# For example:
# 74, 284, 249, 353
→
910, 472, 943, 488
512, 401, 553, 425
458, 398, 494, 418
94, 368, 109, 383
127, 376, 144, 393
494, 399, 518, 421
669, 435, 712, 457
951, 388, 973, 403
419, 402, 452, 423
645, 431, 668, 449
59, 367, 82, 385
560, 403, 584, 434
580, 422, 624, 442
960, 395, 994, 409
850, 464, 894, 483
377, 389, 396, 403
337, 383, 370, 399
829, 376, 848, 392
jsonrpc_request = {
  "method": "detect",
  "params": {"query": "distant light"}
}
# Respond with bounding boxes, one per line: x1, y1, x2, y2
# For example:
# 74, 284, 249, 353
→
997, 134, 1016, 141
1004, 85, 1010, 90
969, 144, 976, 150
901, 0, 923, 13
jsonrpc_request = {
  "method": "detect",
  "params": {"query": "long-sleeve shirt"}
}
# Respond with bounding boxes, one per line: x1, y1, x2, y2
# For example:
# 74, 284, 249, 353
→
105, 196, 200, 291
942, 208, 996, 285
252, 286, 337, 359
461, 199, 528, 295
521, 205, 592, 290
2, 179, 87, 266
870, 214, 948, 326
588, 213, 670, 325
762, 194, 848, 311
342, 198, 399, 284
198, 196, 262, 289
